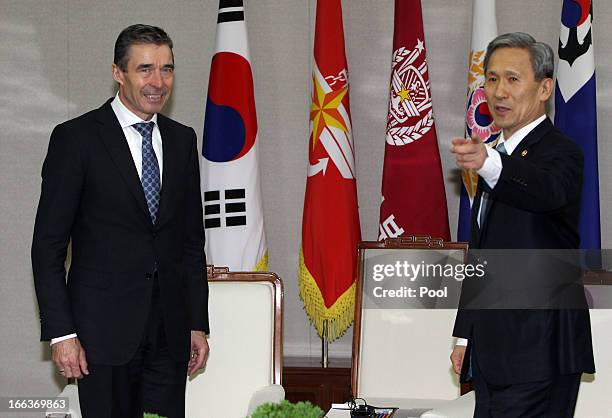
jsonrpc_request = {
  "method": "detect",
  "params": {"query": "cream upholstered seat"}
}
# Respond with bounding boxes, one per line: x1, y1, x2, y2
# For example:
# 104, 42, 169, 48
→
420, 392, 475, 418
185, 268, 284, 418
46, 382, 82, 417
47, 268, 284, 418
573, 307, 612, 417
352, 240, 612, 418
352, 309, 464, 405
351, 238, 473, 417
421, 308, 612, 418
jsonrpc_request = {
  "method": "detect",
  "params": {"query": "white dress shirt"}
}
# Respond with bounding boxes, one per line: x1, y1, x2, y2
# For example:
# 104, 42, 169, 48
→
51, 93, 164, 346
455, 114, 547, 347
110, 92, 164, 183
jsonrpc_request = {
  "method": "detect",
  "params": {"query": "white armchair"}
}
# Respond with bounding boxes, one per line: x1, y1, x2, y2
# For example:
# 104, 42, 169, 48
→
185, 267, 284, 418
47, 267, 284, 418
352, 309, 469, 413
573, 307, 612, 417
351, 240, 612, 418
46, 382, 82, 418
419, 308, 612, 418
351, 239, 474, 417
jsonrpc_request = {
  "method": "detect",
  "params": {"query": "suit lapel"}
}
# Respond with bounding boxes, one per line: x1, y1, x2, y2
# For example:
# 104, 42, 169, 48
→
510, 117, 553, 157
95, 100, 151, 223
474, 117, 554, 245
472, 178, 485, 247
155, 115, 179, 227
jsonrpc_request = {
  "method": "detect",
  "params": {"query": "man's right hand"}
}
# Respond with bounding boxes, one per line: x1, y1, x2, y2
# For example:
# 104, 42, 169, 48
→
52, 337, 89, 379
450, 345, 466, 375
451, 135, 488, 170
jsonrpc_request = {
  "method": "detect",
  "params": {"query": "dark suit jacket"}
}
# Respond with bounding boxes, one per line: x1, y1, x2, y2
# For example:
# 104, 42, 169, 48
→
32, 99, 209, 365
453, 118, 595, 385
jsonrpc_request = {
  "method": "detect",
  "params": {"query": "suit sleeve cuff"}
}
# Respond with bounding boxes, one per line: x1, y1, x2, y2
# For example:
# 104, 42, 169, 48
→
50, 333, 77, 346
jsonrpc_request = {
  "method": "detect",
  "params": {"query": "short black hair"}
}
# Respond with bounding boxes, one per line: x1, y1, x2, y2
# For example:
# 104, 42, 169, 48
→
114, 24, 173, 71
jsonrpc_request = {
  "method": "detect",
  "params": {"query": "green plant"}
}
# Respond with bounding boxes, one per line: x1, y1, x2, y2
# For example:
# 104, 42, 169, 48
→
143, 413, 165, 418
250, 400, 324, 418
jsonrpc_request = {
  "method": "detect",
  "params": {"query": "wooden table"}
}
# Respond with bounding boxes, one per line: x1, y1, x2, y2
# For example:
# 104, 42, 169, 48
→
282, 356, 352, 412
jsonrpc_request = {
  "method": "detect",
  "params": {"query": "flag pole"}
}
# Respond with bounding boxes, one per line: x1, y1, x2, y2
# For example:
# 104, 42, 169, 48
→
321, 320, 329, 368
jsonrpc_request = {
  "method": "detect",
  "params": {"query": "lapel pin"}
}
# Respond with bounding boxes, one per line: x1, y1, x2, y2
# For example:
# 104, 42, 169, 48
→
521, 149, 528, 157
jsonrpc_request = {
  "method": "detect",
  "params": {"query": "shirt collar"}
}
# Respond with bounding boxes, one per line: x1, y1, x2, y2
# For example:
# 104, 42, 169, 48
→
110, 92, 158, 129
498, 114, 546, 155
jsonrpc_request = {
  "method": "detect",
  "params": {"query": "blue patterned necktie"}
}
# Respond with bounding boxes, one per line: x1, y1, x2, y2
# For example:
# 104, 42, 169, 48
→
479, 141, 507, 228
133, 122, 160, 224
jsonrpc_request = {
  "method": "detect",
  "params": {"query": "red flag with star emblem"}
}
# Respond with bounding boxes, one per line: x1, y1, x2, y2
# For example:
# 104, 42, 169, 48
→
378, 0, 450, 241
298, 0, 361, 341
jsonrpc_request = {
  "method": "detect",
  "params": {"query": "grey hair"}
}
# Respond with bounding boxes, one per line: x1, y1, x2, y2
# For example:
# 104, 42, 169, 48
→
484, 32, 554, 81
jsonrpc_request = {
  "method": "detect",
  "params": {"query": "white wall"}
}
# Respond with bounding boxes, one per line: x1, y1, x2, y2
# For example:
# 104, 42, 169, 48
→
1, 0, 611, 404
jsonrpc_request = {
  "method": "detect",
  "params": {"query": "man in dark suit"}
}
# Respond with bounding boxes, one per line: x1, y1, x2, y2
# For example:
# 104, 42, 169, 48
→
32, 24, 209, 418
450, 32, 594, 417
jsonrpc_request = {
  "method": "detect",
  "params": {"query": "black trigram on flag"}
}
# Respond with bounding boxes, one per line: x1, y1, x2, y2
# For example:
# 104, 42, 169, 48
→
217, 0, 244, 23
204, 188, 246, 229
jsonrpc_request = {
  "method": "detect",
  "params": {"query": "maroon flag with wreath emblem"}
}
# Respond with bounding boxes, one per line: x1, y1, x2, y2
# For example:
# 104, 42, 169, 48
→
378, 0, 450, 241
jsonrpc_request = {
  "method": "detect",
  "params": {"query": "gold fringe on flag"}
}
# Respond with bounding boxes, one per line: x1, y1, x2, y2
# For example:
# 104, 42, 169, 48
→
298, 249, 355, 341
253, 250, 269, 272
